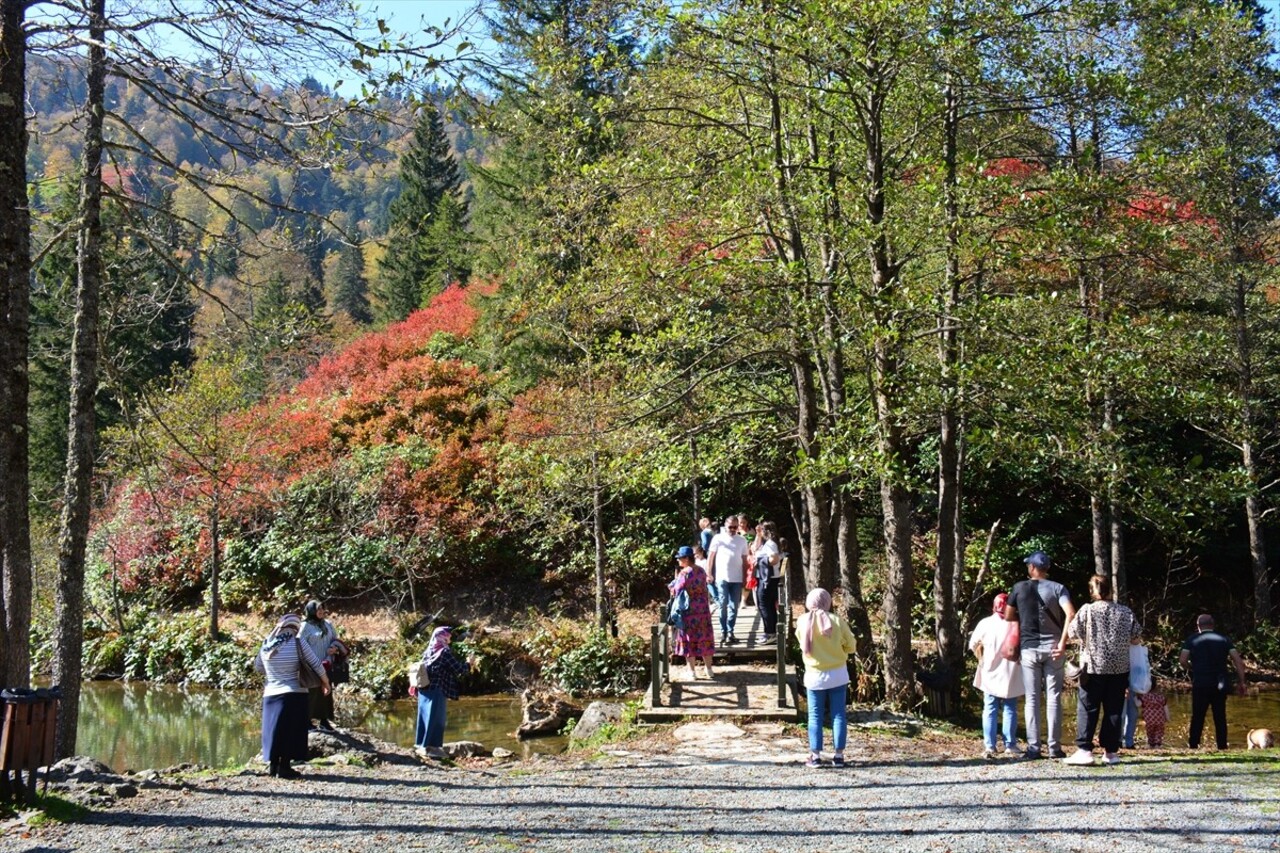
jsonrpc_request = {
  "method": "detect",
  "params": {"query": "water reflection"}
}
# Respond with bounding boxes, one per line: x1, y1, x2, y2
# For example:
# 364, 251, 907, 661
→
75, 682, 566, 771
74, 681, 1280, 772
76, 681, 261, 771
998, 688, 1280, 749
351, 695, 569, 760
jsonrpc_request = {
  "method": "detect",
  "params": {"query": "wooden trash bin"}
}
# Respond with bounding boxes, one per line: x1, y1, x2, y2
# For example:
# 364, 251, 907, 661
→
0, 687, 61, 805
916, 669, 957, 719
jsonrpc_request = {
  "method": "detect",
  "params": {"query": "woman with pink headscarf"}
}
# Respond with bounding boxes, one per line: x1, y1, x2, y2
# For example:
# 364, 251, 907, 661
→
795, 588, 856, 768
968, 593, 1025, 759
411, 626, 470, 756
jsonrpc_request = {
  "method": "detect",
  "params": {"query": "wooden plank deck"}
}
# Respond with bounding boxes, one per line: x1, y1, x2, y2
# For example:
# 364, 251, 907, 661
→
639, 599, 802, 723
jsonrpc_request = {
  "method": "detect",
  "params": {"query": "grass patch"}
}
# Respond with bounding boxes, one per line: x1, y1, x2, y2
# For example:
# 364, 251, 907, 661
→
25, 793, 90, 826
1162, 750, 1280, 767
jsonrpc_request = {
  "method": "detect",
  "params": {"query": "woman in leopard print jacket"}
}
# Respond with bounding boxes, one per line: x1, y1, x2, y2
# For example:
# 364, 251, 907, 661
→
1064, 574, 1142, 765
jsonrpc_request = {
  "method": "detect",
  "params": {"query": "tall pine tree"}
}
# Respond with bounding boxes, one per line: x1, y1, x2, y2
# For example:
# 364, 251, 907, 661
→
330, 243, 372, 324
375, 104, 469, 322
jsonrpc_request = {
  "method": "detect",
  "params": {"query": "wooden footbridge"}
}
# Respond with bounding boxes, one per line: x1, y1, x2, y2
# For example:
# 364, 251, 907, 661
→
639, 576, 801, 723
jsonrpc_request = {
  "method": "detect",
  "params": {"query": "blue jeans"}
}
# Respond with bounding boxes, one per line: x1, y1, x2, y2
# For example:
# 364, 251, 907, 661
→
415, 687, 447, 748
807, 685, 848, 753
707, 580, 722, 608
1122, 690, 1139, 748
1020, 649, 1065, 753
717, 580, 743, 637
982, 693, 1019, 752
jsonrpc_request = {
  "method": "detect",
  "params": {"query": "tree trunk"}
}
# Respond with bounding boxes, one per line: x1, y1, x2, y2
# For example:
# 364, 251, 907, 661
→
790, 347, 832, 595
875, 334, 914, 708
1244, 439, 1271, 624
0, 0, 31, 689
879, 474, 916, 709
53, 0, 106, 758
1090, 493, 1109, 578
1109, 502, 1125, 604
209, 503, 220, 640
1232, 258, 1273, 624
835, 489, 876, 699
592, 452, 606, 630
934, 69, 964, 673
689, 435, 700, 536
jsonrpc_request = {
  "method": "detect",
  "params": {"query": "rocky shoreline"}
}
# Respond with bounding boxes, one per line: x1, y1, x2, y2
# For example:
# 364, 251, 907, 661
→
4, 719, 1278, 852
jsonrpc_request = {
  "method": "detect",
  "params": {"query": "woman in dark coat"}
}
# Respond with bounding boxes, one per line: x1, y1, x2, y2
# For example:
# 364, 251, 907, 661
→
254, 614, 329, 778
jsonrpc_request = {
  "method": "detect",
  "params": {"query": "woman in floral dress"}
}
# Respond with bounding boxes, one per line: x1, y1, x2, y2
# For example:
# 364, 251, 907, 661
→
670, 545, 716, 679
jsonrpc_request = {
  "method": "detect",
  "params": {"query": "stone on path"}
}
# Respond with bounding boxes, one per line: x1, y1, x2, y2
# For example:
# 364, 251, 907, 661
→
571, 701, 626, 740
673, 721, 746, 741
442, 741, 489, 759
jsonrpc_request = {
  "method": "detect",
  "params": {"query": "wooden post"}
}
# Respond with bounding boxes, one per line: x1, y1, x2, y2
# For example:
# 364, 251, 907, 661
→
776, 570, 789, 708
650, 625, 662, 708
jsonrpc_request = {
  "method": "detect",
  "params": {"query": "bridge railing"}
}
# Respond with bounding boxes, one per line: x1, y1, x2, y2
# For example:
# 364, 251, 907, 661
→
649, 601, 672, 707
775, 560, 791, 709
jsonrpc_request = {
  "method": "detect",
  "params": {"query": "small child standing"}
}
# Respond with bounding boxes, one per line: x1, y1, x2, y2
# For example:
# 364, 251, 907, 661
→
1137, 675, 1170, 747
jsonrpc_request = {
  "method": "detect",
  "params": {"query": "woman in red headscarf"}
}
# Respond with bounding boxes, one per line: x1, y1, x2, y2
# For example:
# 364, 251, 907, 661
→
968, 593, 1025, 759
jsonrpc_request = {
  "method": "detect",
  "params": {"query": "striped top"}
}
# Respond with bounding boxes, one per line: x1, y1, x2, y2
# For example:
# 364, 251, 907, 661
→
254, 636, 326, 697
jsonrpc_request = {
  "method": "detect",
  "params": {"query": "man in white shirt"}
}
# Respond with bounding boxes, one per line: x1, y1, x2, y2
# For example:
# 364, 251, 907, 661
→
707, 515, 749, 644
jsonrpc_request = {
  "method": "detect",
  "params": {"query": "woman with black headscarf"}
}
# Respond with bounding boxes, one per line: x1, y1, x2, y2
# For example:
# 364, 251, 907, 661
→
300, 600, 340, 731
254, 614, 329, 778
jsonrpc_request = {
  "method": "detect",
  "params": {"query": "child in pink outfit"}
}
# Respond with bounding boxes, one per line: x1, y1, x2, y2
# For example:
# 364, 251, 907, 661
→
1137, 676, 1169, 747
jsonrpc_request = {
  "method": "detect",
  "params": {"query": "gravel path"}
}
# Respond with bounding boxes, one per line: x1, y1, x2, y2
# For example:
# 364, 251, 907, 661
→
7, 725, 1279, 852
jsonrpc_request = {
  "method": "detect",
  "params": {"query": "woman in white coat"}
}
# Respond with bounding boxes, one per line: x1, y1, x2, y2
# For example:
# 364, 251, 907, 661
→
969, 593, 1025, 758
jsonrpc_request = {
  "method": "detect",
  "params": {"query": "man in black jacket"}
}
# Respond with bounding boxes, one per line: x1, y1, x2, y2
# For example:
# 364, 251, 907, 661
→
1179, 614, 1249, 750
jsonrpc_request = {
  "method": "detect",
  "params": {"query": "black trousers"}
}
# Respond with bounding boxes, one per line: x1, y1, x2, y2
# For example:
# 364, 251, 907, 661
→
308, 685, 334, 723
760, 576, 780, 635
1075, 671, 1128, 752
1189, 686, 1229, 749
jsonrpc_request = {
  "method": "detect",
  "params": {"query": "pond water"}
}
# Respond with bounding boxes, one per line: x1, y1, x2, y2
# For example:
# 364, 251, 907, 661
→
69, 681, 1280, 772
1054, 688, 1280, 748
73, 682, 567, 772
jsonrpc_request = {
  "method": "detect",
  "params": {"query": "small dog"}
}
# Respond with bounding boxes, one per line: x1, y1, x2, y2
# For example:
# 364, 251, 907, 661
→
1246, 728, 1273, 750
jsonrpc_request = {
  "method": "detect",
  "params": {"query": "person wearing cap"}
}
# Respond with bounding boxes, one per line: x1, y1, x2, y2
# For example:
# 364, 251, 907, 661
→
254, 613, 329, 778
707, 515, 749, 644
669, 545, 716, 679
1003, 550, 1075, 759
412, 626, 471, 756
1179, 614, 1249, 750
969, 593, 1025, 759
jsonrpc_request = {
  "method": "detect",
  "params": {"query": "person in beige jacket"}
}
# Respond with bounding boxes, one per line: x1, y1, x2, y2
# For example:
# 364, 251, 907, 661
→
969, 593, 1025, 758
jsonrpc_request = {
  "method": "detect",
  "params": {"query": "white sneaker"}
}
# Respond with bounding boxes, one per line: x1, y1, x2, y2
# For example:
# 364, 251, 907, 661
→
1064, 749, 1096, 766
1102, 752, 1121, 765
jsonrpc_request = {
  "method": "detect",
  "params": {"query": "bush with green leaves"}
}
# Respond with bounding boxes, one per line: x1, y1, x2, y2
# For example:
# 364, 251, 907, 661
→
1239, 623, 1280, 671
525, 622, 647, 696
116, 611, 257, 688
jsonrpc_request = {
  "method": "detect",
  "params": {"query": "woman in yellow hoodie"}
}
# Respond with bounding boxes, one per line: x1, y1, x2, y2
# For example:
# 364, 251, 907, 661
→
796, 588, 856, 768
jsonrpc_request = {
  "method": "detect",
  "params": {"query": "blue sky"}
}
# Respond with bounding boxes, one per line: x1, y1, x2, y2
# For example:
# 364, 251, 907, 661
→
366, 1, 1280, 56
365, 0, 483, 46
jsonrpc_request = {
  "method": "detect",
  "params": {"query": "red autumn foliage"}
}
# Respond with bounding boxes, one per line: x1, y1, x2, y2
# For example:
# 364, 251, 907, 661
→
101, 281, 508, 598
982, 158, 1047, 181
